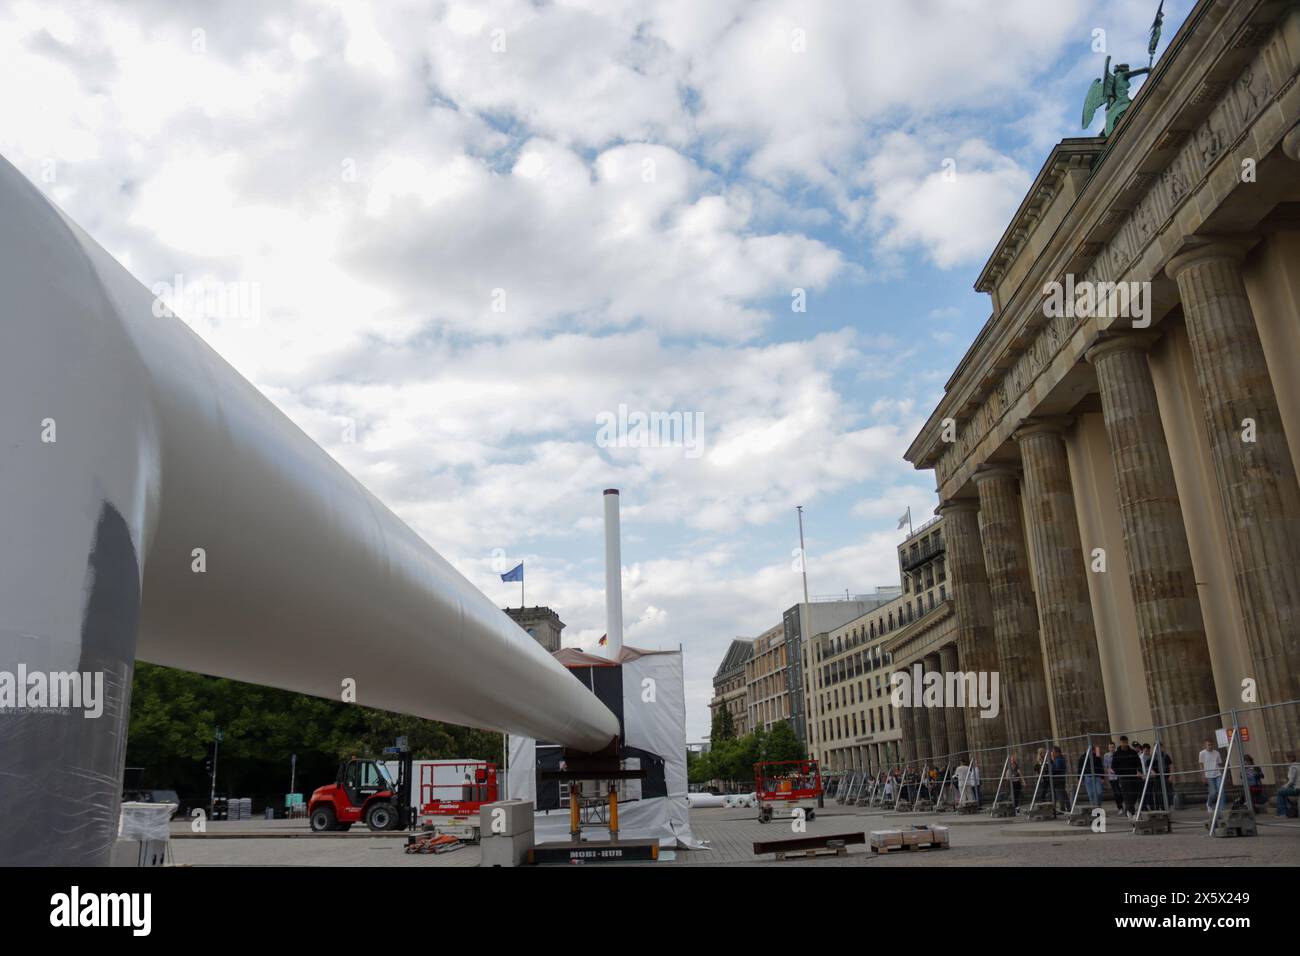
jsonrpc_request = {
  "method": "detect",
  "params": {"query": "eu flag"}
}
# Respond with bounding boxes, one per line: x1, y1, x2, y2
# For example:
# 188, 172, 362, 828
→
500, 562, 523, 582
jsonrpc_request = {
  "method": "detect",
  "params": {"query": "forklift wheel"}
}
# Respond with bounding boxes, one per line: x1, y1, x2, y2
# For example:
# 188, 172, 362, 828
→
366, 802, 399, 831
310, 807, 337, 832
806, 809, 816, 821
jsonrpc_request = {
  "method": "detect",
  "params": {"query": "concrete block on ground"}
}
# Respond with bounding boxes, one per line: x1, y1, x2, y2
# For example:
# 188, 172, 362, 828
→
479, 799, 534, 838
1208, 809, 1257, 837
111, 839, 168, 866
1132, 811, 1171, 834
480, 830, 534, 867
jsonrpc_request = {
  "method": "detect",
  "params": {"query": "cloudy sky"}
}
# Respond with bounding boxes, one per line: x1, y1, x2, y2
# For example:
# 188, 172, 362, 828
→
1, 0, 1187, 739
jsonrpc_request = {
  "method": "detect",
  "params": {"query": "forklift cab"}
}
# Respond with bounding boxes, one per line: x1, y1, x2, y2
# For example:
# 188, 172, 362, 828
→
341, 758, 393, 808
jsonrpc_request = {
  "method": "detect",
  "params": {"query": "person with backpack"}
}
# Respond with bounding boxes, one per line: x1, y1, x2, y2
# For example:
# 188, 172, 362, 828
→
1050, 746, 1069, 810
1111, 736, 1142, 817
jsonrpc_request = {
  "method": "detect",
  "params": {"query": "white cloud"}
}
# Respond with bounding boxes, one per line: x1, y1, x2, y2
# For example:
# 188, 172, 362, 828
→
865, 133, 1033, 269
0, 0, 1175, 738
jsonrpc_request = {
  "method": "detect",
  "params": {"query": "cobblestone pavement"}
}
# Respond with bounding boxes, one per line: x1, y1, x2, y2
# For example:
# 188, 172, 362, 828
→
169, 803, 1299, 867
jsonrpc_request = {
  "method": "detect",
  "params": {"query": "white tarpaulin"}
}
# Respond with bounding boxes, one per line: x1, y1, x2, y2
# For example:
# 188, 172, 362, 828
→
118, 802, 175, 842
508, 646, 703, 849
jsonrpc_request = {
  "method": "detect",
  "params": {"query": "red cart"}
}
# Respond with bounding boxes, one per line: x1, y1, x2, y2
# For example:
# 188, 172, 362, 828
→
754, 760, 822, 824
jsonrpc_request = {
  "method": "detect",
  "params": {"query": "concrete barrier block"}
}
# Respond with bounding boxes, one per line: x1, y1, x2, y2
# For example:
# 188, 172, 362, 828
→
479, 799, 535, 837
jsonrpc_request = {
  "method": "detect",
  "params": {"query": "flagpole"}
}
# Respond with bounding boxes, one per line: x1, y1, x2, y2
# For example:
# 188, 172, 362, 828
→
908, 506, 913, 537
796, 506, 809, 604
521, 563, 525, 609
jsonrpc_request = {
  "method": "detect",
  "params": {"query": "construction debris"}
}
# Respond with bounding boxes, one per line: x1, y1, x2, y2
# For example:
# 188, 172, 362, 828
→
404, 833, 464, 854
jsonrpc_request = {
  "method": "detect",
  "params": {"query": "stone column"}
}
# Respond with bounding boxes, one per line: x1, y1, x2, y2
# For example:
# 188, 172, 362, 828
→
974, 466, 1054, 747
1168, 241, 1300, 762
935, 500, 1006, 761
938, 642, 968, 759
923, 652, 950, 766
912, 690, 932, 768
1013, 420, 1110, 737
897, 680, 918, 767
1084, 333, 1220, 768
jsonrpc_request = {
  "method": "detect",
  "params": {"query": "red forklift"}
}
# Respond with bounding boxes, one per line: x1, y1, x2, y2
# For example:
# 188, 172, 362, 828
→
754, 759, 822, 824
309, 743, 414, 833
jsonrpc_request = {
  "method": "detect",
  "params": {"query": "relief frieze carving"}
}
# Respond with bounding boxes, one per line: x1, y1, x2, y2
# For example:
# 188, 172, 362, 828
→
934, 25, 1292, 493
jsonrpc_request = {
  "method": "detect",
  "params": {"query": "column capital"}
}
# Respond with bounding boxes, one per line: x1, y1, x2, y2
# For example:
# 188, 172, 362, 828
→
1083, 330, 1161, 365
973, 464, 1021, 485
1165, 238, 1255, 281
935, 498, 979, 516
1012, 416, 1073, 442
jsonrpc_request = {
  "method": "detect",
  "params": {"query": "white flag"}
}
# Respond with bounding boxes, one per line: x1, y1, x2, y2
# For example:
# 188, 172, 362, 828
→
896, 507, 911, 530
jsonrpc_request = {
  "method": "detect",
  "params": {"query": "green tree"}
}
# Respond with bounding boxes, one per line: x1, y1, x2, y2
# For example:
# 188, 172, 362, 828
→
126, 663, 504, 809
710, 704, 735, 745
764, 720, 805, 763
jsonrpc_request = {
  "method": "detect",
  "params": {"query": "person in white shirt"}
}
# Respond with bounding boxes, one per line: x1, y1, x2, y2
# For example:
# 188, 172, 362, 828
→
1199, 740, 1224, 811
969, 761, 982, 807
953, 760, 970, 804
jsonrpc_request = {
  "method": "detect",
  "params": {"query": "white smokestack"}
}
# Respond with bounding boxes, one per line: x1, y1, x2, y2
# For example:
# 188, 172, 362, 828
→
603, 488, 624, 660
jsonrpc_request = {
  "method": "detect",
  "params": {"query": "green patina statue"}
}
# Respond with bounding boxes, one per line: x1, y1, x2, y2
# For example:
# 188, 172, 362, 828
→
1083, 58, 1152, 136
1082, 1, 1165, 137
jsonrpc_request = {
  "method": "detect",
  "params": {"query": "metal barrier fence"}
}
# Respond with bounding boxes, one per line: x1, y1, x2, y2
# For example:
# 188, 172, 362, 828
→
817, 699, 1300, 834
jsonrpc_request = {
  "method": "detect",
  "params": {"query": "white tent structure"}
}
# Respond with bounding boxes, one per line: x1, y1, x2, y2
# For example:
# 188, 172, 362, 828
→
509, 646, 701, 849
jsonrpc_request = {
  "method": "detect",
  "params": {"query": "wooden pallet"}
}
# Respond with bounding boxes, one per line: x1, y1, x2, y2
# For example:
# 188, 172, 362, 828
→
870, 825, 950, 853
871, 840, 949, 853
776, 844, 849, 860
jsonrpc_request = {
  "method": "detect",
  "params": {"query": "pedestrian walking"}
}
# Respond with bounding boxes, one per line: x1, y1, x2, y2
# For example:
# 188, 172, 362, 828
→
1199, 739, 1224, 812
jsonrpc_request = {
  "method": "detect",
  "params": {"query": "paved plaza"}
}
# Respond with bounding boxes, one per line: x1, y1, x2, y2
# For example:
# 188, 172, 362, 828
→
168, 803, 1299, 868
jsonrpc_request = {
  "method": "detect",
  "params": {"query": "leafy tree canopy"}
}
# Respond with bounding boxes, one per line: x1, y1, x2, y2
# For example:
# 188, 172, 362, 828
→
127, 663, 502, 808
